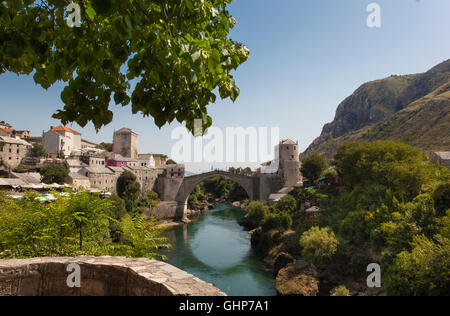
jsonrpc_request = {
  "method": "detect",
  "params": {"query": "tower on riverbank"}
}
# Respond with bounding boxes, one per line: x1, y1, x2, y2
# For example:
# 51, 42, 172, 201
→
279, 139, 301, 187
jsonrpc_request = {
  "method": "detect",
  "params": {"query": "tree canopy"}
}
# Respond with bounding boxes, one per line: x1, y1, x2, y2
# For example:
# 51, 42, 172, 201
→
116, 170, 141, 214
30, 143, 47, 158
40, 163, 69, 184
0, 0, 249, 133
301, 152, 329, 181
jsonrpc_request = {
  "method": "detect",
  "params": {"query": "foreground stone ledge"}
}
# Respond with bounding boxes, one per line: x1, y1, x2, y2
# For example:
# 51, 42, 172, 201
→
0, 256, 226, 296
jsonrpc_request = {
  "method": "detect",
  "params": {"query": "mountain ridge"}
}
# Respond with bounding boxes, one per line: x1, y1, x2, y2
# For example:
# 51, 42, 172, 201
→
302, 59, 450, 158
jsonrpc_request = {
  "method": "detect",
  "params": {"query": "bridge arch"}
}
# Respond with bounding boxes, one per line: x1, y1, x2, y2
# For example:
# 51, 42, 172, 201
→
174, 171, 258, 219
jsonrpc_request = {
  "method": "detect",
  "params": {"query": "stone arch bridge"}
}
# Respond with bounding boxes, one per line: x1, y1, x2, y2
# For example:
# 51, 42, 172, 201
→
173, 171, 260, 219
154, 169, 286, 220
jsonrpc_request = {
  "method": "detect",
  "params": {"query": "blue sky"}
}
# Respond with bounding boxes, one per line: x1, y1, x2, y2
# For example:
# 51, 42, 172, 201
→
1, 0, 449, 172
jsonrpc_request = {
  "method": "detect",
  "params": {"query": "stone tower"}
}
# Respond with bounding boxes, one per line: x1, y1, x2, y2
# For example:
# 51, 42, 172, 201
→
279, 139, 302, 187
113, 128, 138, 159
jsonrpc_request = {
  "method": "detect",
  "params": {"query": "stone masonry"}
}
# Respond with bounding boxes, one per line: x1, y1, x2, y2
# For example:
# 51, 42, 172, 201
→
0, 256, 226, 296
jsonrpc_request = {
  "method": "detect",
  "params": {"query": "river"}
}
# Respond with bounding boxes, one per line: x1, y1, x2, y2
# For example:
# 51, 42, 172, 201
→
160, 204, 277, 296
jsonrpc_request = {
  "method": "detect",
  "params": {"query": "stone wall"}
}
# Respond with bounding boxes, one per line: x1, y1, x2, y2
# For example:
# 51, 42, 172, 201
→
0, 256, 226, 296
142, 201, 178, 220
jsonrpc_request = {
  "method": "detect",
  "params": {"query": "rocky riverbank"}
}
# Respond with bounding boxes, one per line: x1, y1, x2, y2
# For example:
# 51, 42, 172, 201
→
239, 216, 384, 296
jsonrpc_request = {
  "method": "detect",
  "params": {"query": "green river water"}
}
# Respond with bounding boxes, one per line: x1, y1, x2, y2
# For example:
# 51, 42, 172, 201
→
160, 204, 277, 296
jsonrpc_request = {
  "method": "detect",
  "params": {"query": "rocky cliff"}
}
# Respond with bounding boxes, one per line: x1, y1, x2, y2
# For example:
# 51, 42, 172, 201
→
303, 59, 450, 158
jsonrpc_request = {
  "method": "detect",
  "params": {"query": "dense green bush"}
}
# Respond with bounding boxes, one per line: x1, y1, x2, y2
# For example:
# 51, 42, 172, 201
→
384, 235, 450, 296
116, 171, 141, 215
334, 141, 428, 201
0, 191, 168, 259
30, 143, 47, 158
330, 285, 350, 296
299, 226, 339, 268
262, 213, 292, 232
275, 195, 298, 214
40, 164, 69, 184
433, 182, 450, 217
301, 152, 329, 182
247, 201, 269, 228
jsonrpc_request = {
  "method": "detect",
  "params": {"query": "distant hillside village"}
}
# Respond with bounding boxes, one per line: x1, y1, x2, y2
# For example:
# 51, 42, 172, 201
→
0, 119, 449, 198
0, 120, 184, 194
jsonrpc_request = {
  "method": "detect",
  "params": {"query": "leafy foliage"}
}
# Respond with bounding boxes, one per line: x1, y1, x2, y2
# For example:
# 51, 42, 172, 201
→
0, 190, 168, 259
39, 163, 69, 184
108, 214, 169, 259
334, 141, 428, 200
330, 285, 350, 296
0, 0, 249, 132
247, 201, 269, 228
116, 170, 141, 214
30, 143, 47, 158
192, 175, 248, 202
262, 212, 292, 232
242, 141, 449, 295
384, 235, 450, 296
433, 182, 450, 217
301, 152, 329, 181
274, 195, 297, 214
299, 226, 339, 268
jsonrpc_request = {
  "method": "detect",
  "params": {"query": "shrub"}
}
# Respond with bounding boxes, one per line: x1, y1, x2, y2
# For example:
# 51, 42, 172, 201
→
30, 143, 47, 158
262, 214, 280, 232
262, 213, 292, 232
433, 182, 450, 217
116, 171, 141, 215
0, 191, 168, 259
276, 195, 298, 214
247, 201, 269, 228
301, 152, 329, 182
330, 285, 350, 296
299, 226, 339, 267
384, 235, 450, 296
40, 164, 69, 184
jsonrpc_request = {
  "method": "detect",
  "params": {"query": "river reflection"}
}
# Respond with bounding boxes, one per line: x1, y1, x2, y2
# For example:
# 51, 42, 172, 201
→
160, 204, 276, 296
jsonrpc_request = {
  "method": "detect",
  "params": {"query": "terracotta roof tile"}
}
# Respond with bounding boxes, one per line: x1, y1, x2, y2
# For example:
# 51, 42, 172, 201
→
0, 127, 14, 133
51, 126, 81, 135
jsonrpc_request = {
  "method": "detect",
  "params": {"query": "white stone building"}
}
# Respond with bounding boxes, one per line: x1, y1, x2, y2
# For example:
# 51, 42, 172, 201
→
43, 126, 81, 157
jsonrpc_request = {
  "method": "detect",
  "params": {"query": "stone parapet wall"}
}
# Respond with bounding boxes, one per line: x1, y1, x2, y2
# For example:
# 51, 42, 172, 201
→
0, 256, 226, 296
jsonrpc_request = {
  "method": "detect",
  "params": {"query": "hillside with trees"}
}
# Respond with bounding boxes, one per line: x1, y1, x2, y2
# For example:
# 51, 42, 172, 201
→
246, 141, 449, 296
